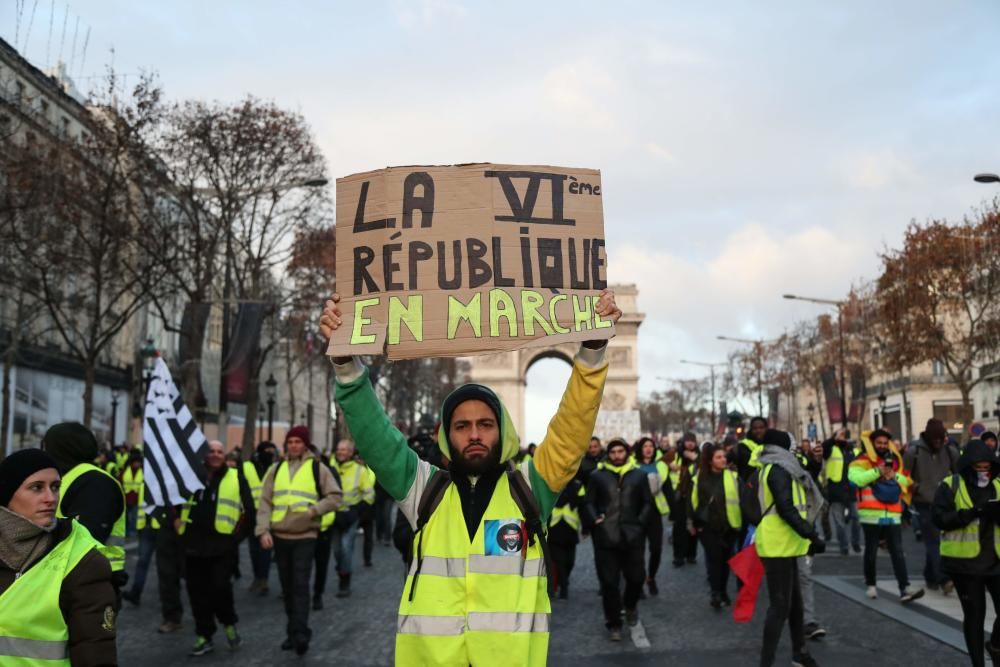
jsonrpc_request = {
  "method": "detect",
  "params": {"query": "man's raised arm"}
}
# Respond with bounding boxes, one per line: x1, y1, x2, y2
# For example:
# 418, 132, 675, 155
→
321, 296, 425, 502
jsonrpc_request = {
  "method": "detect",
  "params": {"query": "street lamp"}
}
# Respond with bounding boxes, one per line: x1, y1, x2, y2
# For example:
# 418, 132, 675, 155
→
783, 294, 849, 428
974, 173, 1000, 184
679, 359, 726, 434
265, 373, 277, 442
717, 335, 773, 415
140, 338, 157, 396
878, 391, 887, 428
110, 389, 120, 447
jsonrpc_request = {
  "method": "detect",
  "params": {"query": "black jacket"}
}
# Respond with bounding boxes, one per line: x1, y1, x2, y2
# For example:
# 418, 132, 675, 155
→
60, 470, 124, 545
765, 464, 817, 541
932, 440, 1000, 576
452, 465, 506, 540
183, 466, 256, 557
581, 465, 653, 549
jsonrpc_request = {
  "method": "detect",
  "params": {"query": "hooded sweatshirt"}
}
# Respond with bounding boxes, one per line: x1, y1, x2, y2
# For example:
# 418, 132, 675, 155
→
932, 440, 1000, 577
333, 346, 608, 535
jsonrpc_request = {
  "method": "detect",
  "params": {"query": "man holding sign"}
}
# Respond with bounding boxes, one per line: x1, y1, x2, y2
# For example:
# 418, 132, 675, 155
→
320, 287, 619, 666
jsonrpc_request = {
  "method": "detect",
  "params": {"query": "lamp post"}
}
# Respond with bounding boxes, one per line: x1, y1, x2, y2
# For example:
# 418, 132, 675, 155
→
878, 391, 887, 429
679, 359, 726, 434
717, 335, 774, 415
215, 177, 328, 446
110, 389, 120, 448
265, 373, 277, 442
783, 294, 848, 429
140, 338, 157, 400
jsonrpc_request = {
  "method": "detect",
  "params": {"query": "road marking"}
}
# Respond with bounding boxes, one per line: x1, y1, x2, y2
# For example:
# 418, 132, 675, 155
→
630, 620, 650, 649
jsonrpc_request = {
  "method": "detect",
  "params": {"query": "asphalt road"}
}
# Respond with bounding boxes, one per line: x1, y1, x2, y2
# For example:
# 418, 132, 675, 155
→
117, 514, 968, 666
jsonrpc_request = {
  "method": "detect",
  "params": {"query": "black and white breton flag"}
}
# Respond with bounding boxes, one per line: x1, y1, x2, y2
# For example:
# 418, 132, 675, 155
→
143, 357, 206, 508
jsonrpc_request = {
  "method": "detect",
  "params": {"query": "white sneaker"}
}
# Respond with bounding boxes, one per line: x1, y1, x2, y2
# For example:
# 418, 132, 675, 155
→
866, 585, 878, 599
900, 586, 925, 604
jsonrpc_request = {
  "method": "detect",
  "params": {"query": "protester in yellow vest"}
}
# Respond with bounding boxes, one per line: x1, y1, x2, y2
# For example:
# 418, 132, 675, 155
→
689, 443, 742, 609
114, 447, 129, 475
122, 475, 161, 608
755, 430, 825, 667
671, 433, 701, 567
317, 440, 375, 601
0, 448, 117, 666
244, 441, 278, 596
932, 439, 1000, 665
256, 426, 341, 656
42, 423, 128, 590
548, 479, 585, 599
358, 457, 378, 568
121, 451, 143, 537
176, 440, 256, 657
320, 288, 620, 667
635, 436, 669, 596
821, 428, 862, 556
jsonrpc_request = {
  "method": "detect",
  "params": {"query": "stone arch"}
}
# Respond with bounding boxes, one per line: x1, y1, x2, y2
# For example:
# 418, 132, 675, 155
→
466, 284, 644, 440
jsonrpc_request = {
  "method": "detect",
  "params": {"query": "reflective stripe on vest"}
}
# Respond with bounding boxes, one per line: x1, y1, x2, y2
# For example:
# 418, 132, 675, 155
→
0, 521, 101, 666
243, 461, 263, 508
856, 485, 904, 515
57, 463, 126, 572
741, 439, 763, 469
690, 470, 743, 530
397, 473, 549, 667
271, 460, 317, 524
178, 468, 242, 535
827, 447, 844, 484
335, 461, 364, 507
940, 475, 1000, 559
755, 464, 810, 558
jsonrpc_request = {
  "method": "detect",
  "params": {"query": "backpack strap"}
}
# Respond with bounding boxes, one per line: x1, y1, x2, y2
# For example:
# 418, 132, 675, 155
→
506, 462, 554, 594
407, 468, 452, 602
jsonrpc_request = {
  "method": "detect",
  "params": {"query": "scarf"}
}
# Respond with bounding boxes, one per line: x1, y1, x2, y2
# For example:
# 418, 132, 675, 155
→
758, 445, 826, 524
0, 506, 56, 574
601, 459, 638, 476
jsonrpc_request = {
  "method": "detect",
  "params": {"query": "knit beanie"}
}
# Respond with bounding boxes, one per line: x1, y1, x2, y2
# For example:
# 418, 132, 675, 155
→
441, 384, 502, 438
922, 419, 948, 444
762, 429, 792, 450
41, 422, 99, 473
284, 425, 311, 448
606, 439, 630, 456
0, 448, 59, 507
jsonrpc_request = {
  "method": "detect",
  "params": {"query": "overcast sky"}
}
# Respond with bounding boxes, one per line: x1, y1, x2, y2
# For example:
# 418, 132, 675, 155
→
5, 1, 999, 442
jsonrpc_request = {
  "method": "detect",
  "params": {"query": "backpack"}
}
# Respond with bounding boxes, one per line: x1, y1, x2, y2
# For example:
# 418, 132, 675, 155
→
406, 461, 551, 601
739, 467, 774, 527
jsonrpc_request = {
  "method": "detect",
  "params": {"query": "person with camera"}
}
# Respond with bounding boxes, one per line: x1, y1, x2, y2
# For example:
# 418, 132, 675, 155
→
932, 439, 1000, 666
848, 429, 923, 603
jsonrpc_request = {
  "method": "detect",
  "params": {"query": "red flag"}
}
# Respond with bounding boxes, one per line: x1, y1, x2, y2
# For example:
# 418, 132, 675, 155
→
728, 543, 765, 623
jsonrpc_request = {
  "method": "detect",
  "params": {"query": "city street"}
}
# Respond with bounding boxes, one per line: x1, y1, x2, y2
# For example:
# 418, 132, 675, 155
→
119, 516, 966, 666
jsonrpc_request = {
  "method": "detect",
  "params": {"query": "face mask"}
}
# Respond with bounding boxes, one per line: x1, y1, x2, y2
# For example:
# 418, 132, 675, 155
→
977, 471, 991, 488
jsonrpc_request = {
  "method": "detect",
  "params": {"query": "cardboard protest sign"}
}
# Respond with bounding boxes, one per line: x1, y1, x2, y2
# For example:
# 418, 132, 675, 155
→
328, 163, 613, 360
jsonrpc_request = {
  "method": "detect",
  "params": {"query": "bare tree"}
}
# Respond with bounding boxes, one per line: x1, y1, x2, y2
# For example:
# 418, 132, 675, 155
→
5, 70, 168, 428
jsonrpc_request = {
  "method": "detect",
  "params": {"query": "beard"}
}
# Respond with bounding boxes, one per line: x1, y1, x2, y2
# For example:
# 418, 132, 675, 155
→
449, 439, 503, 476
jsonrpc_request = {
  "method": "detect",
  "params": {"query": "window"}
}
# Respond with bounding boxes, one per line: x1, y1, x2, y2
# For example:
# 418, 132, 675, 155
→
932, 360, 946, 378
15, 80, 25, 105
61, 116, 70, 137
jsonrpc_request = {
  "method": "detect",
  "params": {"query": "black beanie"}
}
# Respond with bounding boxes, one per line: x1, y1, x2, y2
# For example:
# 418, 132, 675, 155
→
606, 439, 630, 455
441, 384, 502, 440
41, 422, 99, 473
762, 429, 792, 450
0, 448, 59, 507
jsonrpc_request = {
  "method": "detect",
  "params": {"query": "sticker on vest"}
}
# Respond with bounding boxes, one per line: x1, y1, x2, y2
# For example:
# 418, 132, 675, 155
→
484, 519, 526, 556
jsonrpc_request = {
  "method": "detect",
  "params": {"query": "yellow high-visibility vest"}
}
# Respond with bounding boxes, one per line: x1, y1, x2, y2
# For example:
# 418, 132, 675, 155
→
122, 467, 143, 496
271, 459, 317, 525
826, 446, 844, 484
178, 467, 242, 535
0, 520, 102, 666
691, 469, 743, 530
940, 475, 1000, 559
397, 473, 549, 666
755, 464, 809, 558
549, 485, 585, 531
242, 461, 264, 508
57, 463, 126, 572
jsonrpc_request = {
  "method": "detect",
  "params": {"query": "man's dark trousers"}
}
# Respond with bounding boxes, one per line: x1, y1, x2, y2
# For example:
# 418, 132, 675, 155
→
595, 541, 645, 629
274, 537, 316, 644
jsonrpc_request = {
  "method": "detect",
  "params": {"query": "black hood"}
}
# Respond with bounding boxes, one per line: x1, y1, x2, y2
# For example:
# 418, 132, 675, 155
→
41, 422, 99, 473
957, 439, 1000, 475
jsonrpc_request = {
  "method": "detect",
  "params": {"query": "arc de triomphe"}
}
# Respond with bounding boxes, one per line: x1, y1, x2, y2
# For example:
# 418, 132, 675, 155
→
466, 284, 644, 440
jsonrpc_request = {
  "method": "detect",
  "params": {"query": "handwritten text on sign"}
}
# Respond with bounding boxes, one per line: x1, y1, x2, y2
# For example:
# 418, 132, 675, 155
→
329, 164, 612, 359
